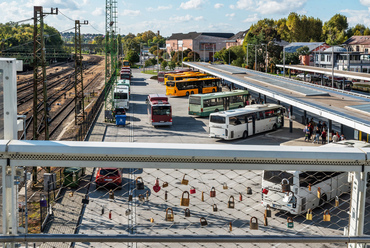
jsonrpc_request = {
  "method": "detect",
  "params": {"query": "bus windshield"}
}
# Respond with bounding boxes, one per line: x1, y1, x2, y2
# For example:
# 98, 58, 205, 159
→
210, 115, 226, 124
167, 81, 175, 87
114, 93, 128, 100
263, 171, 294, 185
153, 106, 171, 115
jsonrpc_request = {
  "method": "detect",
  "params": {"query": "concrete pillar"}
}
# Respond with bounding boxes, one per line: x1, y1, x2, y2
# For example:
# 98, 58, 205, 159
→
289, 105, 293, 133
328, 119, 332, 143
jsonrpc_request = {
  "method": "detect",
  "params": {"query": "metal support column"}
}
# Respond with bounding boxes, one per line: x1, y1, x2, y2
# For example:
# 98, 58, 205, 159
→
74, 20, 88, 125
303, 110, 307, 125
32, 6, 58, 181
341, 124, 344, 136
321, 74, 323, 86
264, 95, 267, 104
289, 105, 293, 133
328, 119, 332, 143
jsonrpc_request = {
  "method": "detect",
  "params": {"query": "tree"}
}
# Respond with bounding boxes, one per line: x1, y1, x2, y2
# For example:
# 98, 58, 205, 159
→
161, 60, 168, 70
145, 59, 152, 68
149, 45, 157, 54
296, 46, 310, 56
168, 61, 176, 70
125, 50, 139, 64
322, 14, 348, 45
188, 51, 200, 61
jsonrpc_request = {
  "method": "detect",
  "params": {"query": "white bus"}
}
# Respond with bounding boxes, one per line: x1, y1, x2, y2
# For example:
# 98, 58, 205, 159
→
209, 104, 284, 140
261, 140, 369, 215
113, 85, 129, 110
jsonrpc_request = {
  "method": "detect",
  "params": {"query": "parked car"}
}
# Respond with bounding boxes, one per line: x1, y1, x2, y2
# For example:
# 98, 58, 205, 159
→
296, 73, 311, 80
95, 167, 122, 188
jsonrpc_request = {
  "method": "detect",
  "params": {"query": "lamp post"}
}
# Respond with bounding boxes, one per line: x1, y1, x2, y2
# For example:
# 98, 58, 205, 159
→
331, 46, 334, 89
229, 49, 231, 65
283, 46, 286, 77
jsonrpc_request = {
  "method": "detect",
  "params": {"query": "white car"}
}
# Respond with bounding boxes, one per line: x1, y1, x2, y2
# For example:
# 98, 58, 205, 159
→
296, 73, 311, 80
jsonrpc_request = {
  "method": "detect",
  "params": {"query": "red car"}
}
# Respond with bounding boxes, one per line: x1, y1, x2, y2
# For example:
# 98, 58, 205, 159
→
95, 168, 122, 188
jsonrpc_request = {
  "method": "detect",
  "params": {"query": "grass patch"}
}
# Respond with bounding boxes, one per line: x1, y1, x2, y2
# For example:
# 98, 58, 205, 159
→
141, 70, 158, 75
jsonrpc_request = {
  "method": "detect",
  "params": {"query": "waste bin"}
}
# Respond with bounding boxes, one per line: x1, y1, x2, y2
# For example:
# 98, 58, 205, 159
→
116, 115, 127, 126
63, 167, 83, 187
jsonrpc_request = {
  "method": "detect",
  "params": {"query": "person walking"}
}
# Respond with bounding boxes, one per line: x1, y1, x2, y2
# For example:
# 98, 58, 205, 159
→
321, 129, 327, 144
312, 126, 320, 144
332, 132, 339, 143
304, 125, 310, 142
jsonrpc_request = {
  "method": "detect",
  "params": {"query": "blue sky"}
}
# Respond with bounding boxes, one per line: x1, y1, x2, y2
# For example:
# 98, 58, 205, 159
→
1, 0, 370, 37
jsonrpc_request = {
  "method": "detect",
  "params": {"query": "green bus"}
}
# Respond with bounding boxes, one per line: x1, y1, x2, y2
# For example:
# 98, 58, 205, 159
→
117, 79, 130, 95
188, 90, 249, 117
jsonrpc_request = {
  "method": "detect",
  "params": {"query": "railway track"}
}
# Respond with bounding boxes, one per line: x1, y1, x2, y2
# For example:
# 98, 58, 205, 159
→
18, 55, 105, 140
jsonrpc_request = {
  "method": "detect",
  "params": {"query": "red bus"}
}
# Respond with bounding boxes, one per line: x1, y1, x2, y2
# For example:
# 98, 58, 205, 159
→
120, 69, 131, 80
146, 94, 172, 126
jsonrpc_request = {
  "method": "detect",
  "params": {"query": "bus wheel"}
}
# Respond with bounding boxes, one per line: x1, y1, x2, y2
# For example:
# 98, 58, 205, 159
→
243, 131, 248, 139
238, 105, 242, 108
186, 91, 189, 97
212, 89, 215, 92
272, 124, 277, 131
191, 91, 194, 95
215, 109, 219, 112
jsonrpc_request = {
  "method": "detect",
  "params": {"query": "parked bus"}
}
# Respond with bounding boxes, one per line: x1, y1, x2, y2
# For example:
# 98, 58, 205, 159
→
166, 77, 220, 97
260, 140, 367, 215
209, 104, 284, 140
113, 85, 129, 110
146, 94, 172, 126
157, 69, 192, 83
122, 60, 130, 68
117, 79, 130, 95
188, 90, 249, 116
120, 69, 131, 80
164, 71, 208, 85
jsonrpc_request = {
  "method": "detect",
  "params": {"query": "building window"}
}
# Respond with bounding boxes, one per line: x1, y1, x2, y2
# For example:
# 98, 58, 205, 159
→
365, 48, 369, 54
356, 46, 360, 52
327, 55, 331, 62
321, 54, 324, 61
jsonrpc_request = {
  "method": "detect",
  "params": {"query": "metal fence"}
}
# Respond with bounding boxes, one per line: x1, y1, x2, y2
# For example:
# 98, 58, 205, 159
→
11, 165, 363, 248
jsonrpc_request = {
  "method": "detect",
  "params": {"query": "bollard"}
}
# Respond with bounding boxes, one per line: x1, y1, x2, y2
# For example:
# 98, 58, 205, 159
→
109, 189, 114, 200
165, 191, 168, 201
101, 206, 104, 215
109, 210, 112, 219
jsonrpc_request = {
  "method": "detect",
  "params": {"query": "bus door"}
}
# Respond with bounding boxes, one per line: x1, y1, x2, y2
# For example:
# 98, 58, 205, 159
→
252, 115, 256, 135
247, 115, 254, 136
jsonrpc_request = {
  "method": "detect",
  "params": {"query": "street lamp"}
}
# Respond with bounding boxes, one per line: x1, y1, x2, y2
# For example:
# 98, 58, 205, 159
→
283, 46, 286, 77
331, 46, 334, 89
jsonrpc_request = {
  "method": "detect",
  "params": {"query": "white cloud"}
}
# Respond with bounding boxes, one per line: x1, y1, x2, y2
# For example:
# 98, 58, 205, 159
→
180, 0, 204, 10
230, 0, 254, 10
122, 9, 140, 16
226, 13, 235, 20
341, 9, 370, 28
214, 3, 224, 8
92, 7, 103, 16
243, 13, 259, 23
169, 14, 203, 22
255, 0, 307, 15
360, 0, 370, 6
147, 5, 173, 11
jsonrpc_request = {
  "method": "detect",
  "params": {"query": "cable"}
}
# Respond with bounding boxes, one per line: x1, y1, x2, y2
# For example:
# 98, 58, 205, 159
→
89, 24, 104, 34
58, 10, 75, 22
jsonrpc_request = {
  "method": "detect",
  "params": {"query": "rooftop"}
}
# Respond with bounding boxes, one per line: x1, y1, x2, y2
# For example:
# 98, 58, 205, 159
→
284, 42, 326, 53
167, 32, 234, 40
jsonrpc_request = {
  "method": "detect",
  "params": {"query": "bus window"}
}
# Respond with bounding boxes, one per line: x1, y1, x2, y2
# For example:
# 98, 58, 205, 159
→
153, 106, 171, 116
210, 115, 226, 124
236, 115, 246, 124
259, 112, 264, 120
210, 98, 222, 106
189, 96, 201, 105
299, 171, 342, 187
203, 100, 210, 107
263, 171, 294, 185
167, 76, 174, 81
114, 93, 128, 99
265, 110, 273, 117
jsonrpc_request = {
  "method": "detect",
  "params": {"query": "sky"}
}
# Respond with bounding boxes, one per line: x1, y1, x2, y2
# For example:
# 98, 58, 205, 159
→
1, 0, 370, 37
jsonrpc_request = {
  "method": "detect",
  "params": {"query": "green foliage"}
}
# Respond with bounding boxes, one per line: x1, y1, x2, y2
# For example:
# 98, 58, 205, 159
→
149, 45, 157, 54
125, 50, 139, 64
322, 14, 348, 45
214, 48, 237, 64
161, 60, 168, 70
296, 46, 310, 55
187, 51, 200, 61
168, 61, 176, 70
149, 58, 157, 65
145, 59, 152, 67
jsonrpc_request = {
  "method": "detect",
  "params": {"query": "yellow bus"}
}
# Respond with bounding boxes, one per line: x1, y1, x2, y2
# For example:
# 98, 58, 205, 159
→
122, 59, 130, 68
164, 72, 209, 85
166, 77, 220, 97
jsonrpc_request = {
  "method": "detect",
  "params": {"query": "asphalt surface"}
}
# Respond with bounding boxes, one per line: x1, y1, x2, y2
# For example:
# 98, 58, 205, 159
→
74, 69, 348, 248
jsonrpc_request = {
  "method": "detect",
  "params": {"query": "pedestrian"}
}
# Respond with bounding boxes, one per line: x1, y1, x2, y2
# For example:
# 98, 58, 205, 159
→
322, 122, 327, 131
340, 134, 345, 141
317, 121, 322, 132
328, 130, 334, 142
332, 132, 339, 143
321, 129, 327, 144
304, 125, 310, 142
312, 127, 320, 144
308, 123, 314, 140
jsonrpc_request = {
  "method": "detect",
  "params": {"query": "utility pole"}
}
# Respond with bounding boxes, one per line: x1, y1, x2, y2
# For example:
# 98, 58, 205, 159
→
104, 0, 117, 120
32, 6, 58, 182
255, 45, 257, 71
74, 20, 88, 125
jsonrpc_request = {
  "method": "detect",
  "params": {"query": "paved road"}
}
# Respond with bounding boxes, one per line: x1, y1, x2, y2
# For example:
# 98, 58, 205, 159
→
74, 69, 348, 248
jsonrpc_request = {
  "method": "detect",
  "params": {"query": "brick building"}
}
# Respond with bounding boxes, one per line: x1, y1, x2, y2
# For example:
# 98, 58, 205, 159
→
225, 30, 249, 49
166, 32, 234, 62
